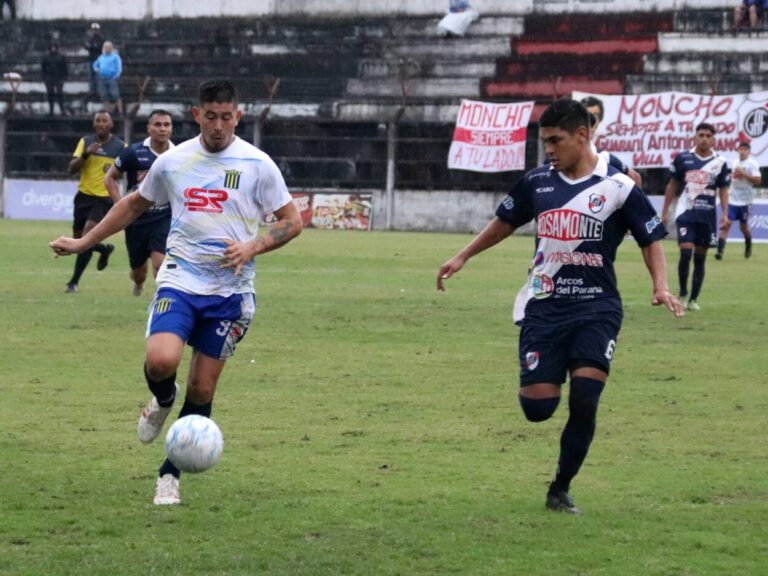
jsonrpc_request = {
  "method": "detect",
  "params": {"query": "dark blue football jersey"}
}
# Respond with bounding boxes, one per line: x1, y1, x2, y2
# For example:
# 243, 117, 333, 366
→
669, 150, 730, 226
114, 137, 172, 224
496, 157, 666, 325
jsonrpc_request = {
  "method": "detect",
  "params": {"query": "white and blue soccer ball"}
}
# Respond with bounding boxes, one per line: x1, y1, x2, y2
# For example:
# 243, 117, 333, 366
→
164, 415, 224, 473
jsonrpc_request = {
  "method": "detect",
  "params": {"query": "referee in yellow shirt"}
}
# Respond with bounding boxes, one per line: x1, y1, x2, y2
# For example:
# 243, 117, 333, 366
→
65, 110, 125, 292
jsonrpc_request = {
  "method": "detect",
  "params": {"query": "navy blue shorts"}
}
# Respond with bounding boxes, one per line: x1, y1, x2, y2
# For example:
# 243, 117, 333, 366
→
73, 192, 112, 232
124, 216, 170, 269
728, 204, 750, 225
676, 220, 717, 248
146, 287, 256, 360
518, 314, 622, 386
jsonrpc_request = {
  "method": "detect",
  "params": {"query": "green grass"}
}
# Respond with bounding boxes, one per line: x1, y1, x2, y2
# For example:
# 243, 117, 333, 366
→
0, 219, 766, 575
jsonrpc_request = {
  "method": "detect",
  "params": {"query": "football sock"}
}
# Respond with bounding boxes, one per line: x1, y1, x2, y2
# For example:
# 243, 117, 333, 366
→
550, 377, 605, 494
717, 238, 726, 254
143, 363, 177, 408
518, 394, 560, 422
177, 397, 213, 420
745, 235, 752, 257
93, 243, 109, 254
159, 458, 181, 479
68, 249, 93, 285
677, 248, 692, 296
690, 253, 706, 301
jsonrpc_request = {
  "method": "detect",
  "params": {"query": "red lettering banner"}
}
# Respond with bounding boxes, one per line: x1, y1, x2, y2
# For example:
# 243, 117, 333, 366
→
448, 99, 534, 172
573, 90, 768, 168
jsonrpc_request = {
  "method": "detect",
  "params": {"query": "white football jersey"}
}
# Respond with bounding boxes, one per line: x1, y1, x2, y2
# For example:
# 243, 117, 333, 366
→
139, 135, 292, 296
730, 156, 760, 206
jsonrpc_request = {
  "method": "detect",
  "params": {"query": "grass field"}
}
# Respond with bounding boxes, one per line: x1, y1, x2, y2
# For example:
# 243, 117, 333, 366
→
0, 219, 766, 575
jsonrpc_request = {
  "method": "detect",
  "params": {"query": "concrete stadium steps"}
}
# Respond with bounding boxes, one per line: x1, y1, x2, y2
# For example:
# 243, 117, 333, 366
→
642, 53, 768, 75
511, 37, 658, 57
658, 31, 768, 53
357, 58, 496, 80
672, 9, 740, 33
625, 74, 767, 95
389, 16, 524, 38
521, 12, 673, 38
346, 77, 480, 99
483, 76, 622, 100
482, 12, 669, 102
494, 54, 646, 79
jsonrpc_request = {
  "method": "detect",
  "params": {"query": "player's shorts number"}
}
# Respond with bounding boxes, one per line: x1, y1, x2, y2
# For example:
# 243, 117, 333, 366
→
604, 340, 616, 360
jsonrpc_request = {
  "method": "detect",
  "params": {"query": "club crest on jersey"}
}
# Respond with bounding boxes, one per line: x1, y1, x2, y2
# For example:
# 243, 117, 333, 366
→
531, 273, 554, 299
588, 193, 606, 214
525, 351, 540, 371
223, 170, 242, 190
537, 209, 603, 241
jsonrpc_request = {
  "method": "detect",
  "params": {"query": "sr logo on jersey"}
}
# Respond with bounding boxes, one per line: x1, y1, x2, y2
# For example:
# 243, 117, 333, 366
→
588, 193, 606, 214
537, 209, 603, 241
184, 188, 229, 213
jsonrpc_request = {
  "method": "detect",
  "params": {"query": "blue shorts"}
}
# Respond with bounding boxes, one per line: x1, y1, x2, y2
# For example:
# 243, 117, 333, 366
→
676, 220, 717, 248
728, 204, 751, 225
518, 314, 622, 386
146, 288, 256, 360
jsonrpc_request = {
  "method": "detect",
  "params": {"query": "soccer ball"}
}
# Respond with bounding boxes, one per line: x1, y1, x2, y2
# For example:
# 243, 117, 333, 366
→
164, 415, 224, 473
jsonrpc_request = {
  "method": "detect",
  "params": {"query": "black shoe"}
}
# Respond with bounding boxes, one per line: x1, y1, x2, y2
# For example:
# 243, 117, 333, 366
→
745, 245, 752, 259
97, 243, 115, 271
65, 282, 79, 293
546, 491, 582, 515
714, 252, 723, 260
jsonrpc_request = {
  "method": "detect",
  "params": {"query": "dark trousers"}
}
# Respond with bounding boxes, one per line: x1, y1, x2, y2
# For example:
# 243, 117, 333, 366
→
45, 81, 66, 114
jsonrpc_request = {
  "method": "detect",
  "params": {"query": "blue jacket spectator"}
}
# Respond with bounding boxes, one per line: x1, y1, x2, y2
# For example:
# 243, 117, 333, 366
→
93, 43, 122, 79
93, 41, 123, 115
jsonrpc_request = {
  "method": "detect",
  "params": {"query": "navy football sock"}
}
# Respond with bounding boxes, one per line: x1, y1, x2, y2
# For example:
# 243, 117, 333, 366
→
690, 253, 706, 301
177, 397, 212, 420
677, 248, 692, 297
143, 363, 177, 407
68, 249, 94, 285
716, 238, 726, 254
550, 377, 605, 494
159, 458, 181, 479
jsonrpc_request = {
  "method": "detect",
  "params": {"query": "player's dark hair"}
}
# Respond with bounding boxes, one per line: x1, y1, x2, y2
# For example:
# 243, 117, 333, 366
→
579, 96, 604, 123
148, 108, 173, 121
738, 140, 751, 149
695, 122, 716, 135
540, 98, 591, 134
198, 79, 238, 106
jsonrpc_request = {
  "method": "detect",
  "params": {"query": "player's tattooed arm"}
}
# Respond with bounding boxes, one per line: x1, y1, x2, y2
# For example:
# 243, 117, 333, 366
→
222, 201, 303, 274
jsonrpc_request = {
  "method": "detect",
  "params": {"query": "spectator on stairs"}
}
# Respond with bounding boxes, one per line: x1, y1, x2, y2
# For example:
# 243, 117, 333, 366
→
734, 0, 768, 30
41, 43, 69, 115
93, 40, 123, 116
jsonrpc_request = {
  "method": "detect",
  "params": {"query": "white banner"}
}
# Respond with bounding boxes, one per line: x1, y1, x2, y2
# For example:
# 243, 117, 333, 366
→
573, 91, 768, 169
448, 99, 534, 173
3, 179, 76, 220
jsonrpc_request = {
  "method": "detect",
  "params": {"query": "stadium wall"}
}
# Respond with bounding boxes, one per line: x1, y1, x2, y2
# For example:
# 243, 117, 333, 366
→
16, 0, 733, 20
